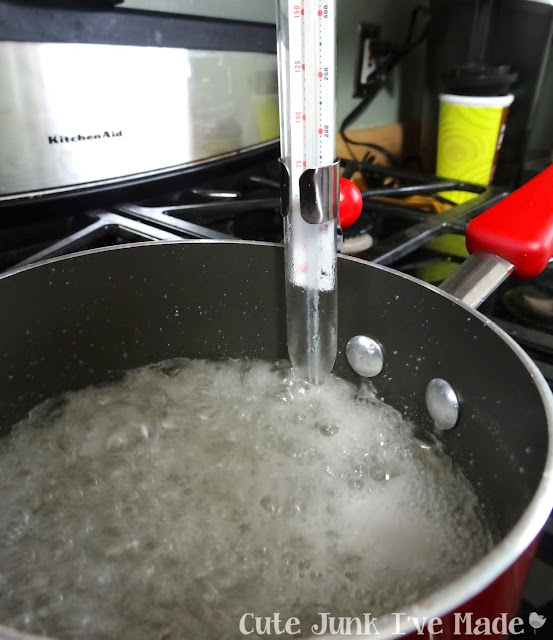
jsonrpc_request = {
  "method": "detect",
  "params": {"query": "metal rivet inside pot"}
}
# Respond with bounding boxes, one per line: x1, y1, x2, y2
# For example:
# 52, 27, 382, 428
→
346, 336, 384, 377
425, 378, 459, 430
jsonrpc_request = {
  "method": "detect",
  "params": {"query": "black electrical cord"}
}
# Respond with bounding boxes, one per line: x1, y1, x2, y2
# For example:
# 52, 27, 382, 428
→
339, 5, 432, 167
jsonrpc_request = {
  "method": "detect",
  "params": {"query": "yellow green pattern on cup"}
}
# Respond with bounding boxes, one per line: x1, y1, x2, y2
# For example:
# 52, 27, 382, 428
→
436, 97, 509, 204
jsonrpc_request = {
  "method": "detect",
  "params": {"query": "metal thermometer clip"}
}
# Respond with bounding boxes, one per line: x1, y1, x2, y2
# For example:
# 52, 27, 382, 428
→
280, 160, 340, 225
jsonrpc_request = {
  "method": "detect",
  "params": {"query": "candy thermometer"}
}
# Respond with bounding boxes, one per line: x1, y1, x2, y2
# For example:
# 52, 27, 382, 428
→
276, 0, 339, 384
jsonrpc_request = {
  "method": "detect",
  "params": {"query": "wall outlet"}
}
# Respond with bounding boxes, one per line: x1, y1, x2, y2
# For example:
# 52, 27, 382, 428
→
353, 22, 380, 98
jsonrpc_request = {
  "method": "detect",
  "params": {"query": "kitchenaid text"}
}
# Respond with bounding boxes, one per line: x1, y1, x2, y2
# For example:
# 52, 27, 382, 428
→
48, 131, 123, 144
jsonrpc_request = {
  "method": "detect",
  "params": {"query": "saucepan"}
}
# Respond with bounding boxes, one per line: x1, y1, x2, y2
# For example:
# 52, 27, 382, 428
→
1, 166, 553, 640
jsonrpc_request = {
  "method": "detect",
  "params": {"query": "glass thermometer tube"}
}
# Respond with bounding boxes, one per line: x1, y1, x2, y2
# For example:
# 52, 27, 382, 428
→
276, 0, 339, 384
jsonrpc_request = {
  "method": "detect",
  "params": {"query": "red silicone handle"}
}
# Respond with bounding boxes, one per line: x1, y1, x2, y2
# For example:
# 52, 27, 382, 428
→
339, 178, 363, 229
466, 164, 553, 279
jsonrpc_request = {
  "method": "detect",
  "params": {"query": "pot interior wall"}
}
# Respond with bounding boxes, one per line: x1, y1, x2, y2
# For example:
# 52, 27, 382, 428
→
0, 241, 548, 541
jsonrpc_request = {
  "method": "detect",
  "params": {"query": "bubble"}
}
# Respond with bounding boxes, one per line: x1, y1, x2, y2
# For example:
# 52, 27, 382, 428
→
260, 495, 282, 515
318, 423, 340, 437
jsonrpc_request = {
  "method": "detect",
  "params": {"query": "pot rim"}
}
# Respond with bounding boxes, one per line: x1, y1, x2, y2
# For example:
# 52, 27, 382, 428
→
0, 239, 552, 640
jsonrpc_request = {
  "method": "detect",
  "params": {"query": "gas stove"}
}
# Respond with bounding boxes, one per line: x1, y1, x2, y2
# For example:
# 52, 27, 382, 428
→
1, 145, 552, 634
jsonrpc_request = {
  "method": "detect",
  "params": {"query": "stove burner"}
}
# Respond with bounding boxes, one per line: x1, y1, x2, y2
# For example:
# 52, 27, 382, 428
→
503, 283, 553, 328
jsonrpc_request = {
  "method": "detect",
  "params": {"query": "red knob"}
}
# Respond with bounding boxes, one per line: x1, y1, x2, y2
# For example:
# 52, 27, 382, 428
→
339, 177, 363, 229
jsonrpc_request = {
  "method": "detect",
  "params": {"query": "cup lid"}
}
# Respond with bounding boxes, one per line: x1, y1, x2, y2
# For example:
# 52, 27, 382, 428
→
442, 64, 518, 96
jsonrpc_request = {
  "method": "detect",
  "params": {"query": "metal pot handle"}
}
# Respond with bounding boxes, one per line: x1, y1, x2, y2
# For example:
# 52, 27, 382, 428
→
440, 164, 553, 308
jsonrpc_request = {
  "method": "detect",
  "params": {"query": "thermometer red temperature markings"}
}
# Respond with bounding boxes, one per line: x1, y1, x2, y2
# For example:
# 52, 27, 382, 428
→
277, 0, 339, 383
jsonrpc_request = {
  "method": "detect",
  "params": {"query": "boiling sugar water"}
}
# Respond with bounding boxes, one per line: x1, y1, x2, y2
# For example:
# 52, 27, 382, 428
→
0, 359, 492, 640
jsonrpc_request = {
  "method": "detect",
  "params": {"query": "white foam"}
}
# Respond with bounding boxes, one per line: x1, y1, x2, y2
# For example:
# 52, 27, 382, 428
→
0, 359, 492, 639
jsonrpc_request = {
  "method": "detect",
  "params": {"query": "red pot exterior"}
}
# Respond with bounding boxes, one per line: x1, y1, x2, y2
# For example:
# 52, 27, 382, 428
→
403, 537, 540, 640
